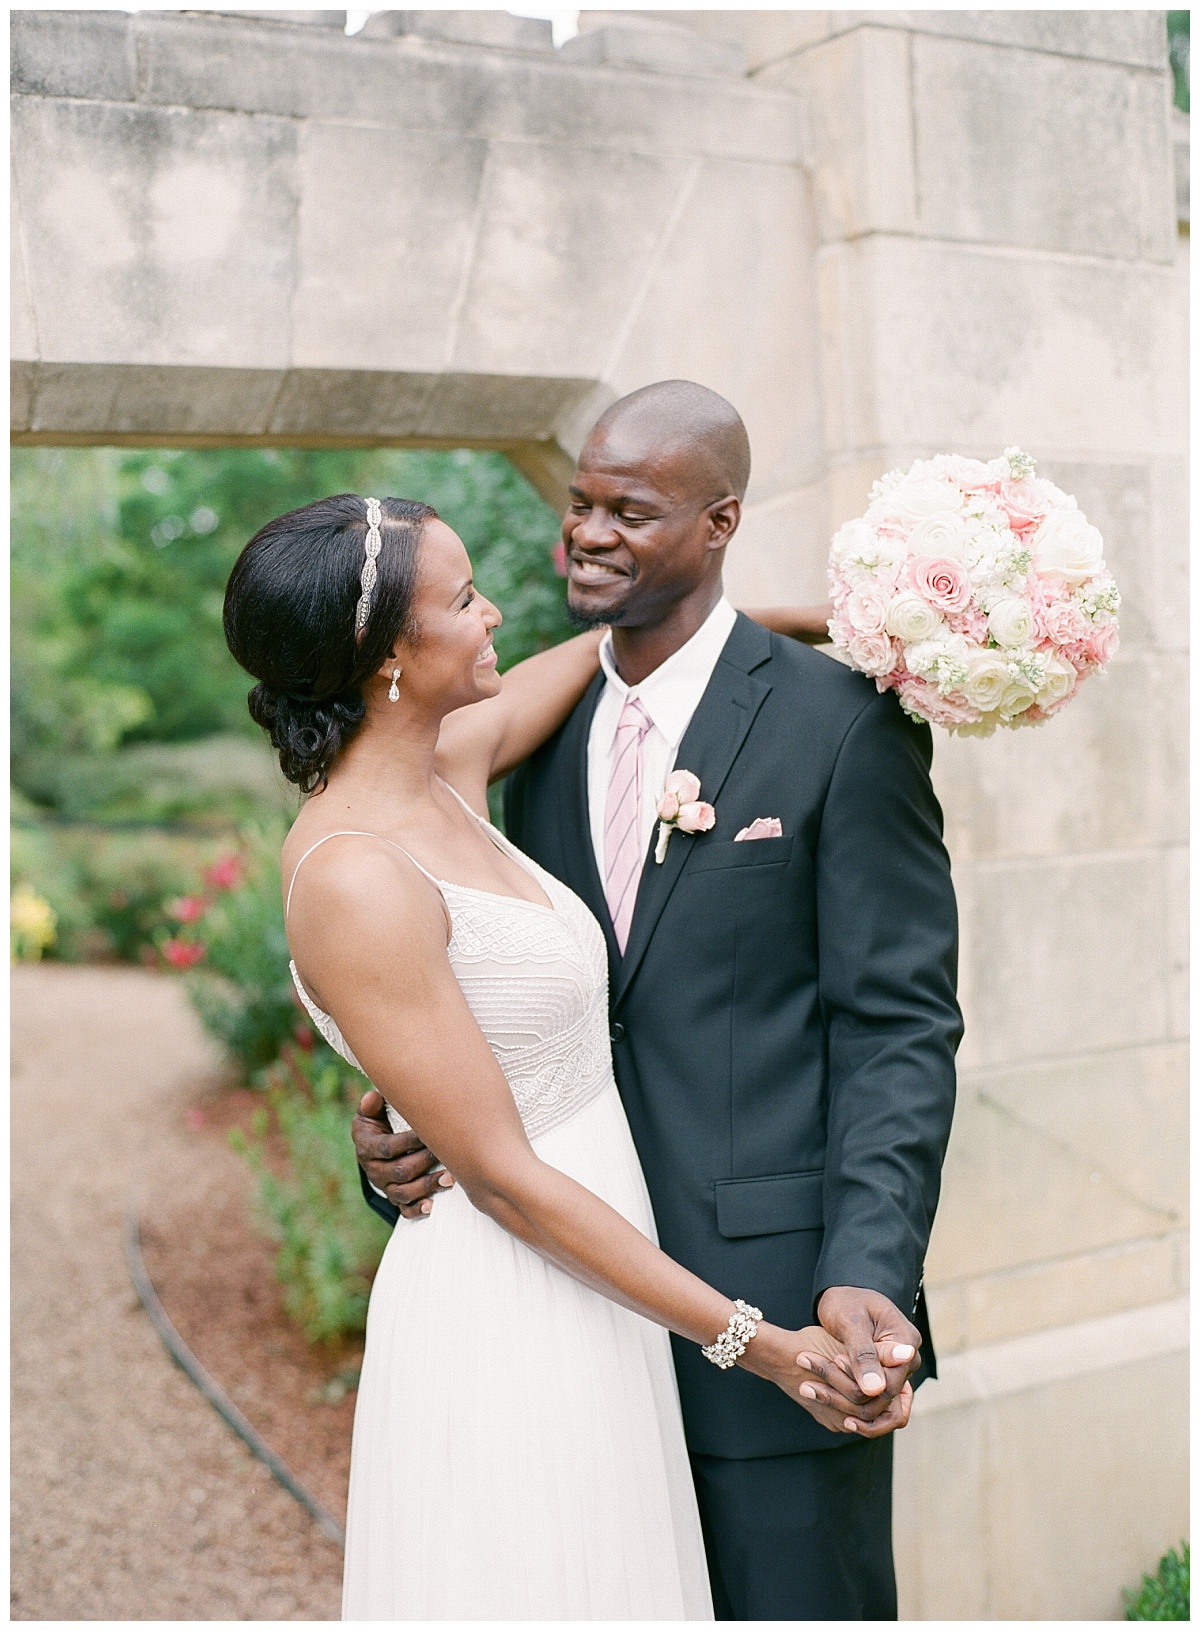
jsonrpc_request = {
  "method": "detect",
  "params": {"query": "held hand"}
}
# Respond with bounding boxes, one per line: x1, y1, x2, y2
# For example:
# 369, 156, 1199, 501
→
351, 1089, 455, 1220
816, 1285, 922, 1414
742, 1322, 912, 1437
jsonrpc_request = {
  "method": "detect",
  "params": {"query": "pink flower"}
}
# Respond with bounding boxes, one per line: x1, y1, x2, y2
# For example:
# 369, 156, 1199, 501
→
1065, 621, 1119, 672
184, 1108, 207, 1130
167, 894, 207, 925
948, 603, 989, 644
550, 540, 567, 577
846, 629, 898, 677
294, 1020, 316, 1052
657, 769, 701, 822
735, 818, 784, 842
897, 676, 980, 730
844, 582, 891, 636
204, 853, 244, 892
909, 556, 971, 615
676, 801, 716, 834
162, 937, 205, 970
999, 477, 1048, 535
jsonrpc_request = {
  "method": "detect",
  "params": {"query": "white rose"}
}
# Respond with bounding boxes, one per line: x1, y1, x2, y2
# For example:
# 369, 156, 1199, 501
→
987, 596, 1035, 648
1031, 508, 1105, 585
885, 592, 945, 645
845, 629, 896, 677
830, 518, 878, 568
998, 674, 1038, 720
1036, 652, 1077, 708
907, 512, 969, 560
961, 651, 1011, 713
888, 477, 966, 526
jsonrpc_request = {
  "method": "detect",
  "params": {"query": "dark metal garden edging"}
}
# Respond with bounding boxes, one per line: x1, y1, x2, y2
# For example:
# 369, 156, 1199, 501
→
123, 1203, 345, 1547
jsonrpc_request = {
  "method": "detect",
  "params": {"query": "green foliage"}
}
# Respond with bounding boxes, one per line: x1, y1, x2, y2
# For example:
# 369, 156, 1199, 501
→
1125, 1543, 1189, 1620
230, 1045, 391, 1343
1168, 12, 1190, 113
12, 445, 567, 816
182, 822, 300, 1073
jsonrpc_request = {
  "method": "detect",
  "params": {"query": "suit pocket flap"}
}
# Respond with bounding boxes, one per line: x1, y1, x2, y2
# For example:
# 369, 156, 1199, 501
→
714, 1170, 824, 1239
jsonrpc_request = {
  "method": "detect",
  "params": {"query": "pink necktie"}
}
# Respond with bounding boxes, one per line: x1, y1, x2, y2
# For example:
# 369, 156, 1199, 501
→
604, 695, 653, 953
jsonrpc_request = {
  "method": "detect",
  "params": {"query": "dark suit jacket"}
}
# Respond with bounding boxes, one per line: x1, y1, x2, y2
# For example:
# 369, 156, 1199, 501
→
364, 615, 961, 1459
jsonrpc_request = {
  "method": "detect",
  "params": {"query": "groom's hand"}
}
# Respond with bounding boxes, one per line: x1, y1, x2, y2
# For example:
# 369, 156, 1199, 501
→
815, 1285, 922, 1424
351, 1089, 454, 1220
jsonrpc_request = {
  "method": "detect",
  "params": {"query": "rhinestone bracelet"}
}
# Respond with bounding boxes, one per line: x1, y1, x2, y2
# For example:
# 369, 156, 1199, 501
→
701, 1299, 763, 1370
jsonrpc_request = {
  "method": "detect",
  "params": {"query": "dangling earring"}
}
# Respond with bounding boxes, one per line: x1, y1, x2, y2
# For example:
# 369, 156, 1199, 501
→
388, 669, 401, 703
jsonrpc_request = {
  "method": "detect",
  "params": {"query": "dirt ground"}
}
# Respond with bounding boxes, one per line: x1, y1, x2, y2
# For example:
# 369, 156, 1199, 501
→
11, 963, 344, 1621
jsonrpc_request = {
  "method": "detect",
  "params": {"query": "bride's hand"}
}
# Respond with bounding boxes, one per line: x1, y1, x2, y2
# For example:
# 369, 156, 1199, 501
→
741, 1322, 915, 1438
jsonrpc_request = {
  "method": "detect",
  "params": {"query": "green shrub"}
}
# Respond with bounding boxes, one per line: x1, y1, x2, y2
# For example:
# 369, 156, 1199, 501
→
231, 1044, 391, 1342
1125, 1542, 1189, 1620
181, 821, 300, 1073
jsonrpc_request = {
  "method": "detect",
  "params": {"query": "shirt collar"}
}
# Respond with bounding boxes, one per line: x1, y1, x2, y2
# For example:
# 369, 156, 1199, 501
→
598, 597, 737, 749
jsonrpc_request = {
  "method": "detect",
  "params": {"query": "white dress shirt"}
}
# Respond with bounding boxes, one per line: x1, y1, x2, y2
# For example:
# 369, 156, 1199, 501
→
588, 597, 738, 885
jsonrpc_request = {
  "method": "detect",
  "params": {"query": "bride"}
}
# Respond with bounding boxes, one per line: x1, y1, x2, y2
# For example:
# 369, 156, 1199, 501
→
223, 493, 907, 1621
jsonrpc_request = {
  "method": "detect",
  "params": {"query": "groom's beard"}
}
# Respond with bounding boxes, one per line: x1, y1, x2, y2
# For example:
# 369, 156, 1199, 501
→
566, 601, 613, 631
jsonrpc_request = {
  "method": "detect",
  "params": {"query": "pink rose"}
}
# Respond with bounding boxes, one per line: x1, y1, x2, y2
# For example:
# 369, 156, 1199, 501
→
910, 556, 971, 615
1064, 622, 1119, 672
1032, 590, 1087, 648
844, 582, 891, 636
162, 937, 205, 970
676, 801, 716, 834
846, 629, 897, 677
167, 895, 207, 924
998, 477, 1047, 535
897, 676, 980, 730
662, 769, 701, 806
204, 853, 244, 892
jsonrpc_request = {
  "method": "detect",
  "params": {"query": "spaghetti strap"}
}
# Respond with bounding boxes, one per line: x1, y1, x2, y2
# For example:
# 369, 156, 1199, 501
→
284, 829, 445, 920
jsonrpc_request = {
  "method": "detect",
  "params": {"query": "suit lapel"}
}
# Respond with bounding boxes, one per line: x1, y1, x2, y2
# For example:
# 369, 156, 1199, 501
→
613, 615, 773, 1009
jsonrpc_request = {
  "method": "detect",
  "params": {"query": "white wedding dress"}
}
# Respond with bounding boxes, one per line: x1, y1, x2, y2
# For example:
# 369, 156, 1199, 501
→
287, 801, 713, 1622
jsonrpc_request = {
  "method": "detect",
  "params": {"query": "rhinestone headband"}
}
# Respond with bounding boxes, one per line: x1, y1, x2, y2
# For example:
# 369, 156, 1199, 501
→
354, 497, 383, 632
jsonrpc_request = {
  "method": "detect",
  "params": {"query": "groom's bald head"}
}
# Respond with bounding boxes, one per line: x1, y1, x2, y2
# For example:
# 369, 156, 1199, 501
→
587, 380, 751, 504
563, 381, 751, 632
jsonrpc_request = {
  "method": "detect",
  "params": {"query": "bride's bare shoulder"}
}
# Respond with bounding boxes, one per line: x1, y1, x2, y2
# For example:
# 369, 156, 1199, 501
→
284, 825, 450, 951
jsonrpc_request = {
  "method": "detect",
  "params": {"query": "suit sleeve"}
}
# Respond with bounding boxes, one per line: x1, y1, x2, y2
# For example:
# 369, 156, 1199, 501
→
359, 1162, 400, 1229
812, 689, 962, 1317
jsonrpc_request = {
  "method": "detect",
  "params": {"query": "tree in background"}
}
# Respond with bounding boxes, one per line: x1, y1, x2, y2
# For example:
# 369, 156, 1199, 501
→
1168, 11, 1189, 113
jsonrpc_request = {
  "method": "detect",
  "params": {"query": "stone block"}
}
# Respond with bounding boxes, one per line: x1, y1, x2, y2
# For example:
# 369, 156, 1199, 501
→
911, 35, 1175, 262
1165, 846, 1188, 1043
723, 482, 830, 607
821, 237, 1189, 460
1151, 457, 1190, 653
23, 362, 286, 439
641, 12, 836, 72
290, 124, 489, 374
128, 12, 800, 165
954, 850, 1169, 1070
361, 11, 552, 52
10, 362, 34, 433
957, 1234, 1182, 1348
759, 25, 918, 243
896, 1299, 1189, 1619
604, 156, 821, 505
928, 1060, 1178, 1285
450, 141, 694, 379
11, 10, 135, 101
1173, 107, 1190, 226
266, 369, 440, 440
416, 372, 597, 442
855, 11, 1170, 68
13, 98, 298, 370
202, 9, 345, 25
930, 653, 1187, 862
562, 19, 743, 78
10, 182, 37, 364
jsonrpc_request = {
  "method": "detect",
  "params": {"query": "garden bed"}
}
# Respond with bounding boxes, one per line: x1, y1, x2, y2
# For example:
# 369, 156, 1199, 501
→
137, 1080, 368, 1528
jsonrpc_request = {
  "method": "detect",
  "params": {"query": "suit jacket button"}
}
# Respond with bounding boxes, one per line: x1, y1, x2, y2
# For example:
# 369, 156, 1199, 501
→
609, 1022, 625, 1043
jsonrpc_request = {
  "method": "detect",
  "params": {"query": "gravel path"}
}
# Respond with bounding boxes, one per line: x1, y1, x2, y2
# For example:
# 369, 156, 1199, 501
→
11, 964, 343, 1621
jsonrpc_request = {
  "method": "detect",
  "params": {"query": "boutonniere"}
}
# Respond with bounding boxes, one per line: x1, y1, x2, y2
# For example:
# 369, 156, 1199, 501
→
654, 770, 716, 863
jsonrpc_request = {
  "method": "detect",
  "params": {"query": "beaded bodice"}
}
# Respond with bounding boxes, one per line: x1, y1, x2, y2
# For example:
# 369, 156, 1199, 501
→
289, 819, 615, 1144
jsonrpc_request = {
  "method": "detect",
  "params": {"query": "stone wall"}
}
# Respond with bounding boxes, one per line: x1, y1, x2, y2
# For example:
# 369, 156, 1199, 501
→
10, 9, 1188, 1617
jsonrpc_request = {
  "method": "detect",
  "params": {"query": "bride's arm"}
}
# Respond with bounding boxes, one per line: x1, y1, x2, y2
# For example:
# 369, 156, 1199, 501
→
292, 847, 913, 1440
435, 628, 605, 795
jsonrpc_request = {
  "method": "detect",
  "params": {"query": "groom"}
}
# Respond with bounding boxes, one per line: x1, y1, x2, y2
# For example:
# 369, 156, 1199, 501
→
353, 381, 961, 1619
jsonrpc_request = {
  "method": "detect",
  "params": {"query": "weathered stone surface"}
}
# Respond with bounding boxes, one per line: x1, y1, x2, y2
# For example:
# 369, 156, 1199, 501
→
10, 10, 136, 101
362, 10, 551, 51
819, 238, 1189, 459
912, 35, 1176, 262
563, 17, 744, 77
895, 1302, 1189, 1619
450, 143, 694, 379
955, 850, 1169, 1071
1165, 845, 1188, 1043
930, 653, 1187, 862
761, 25, 918, 243
290, 124, 489, 374
21, 363, 287, 439
1173, 107, 1190, 225
1152, 455, 1191, 652
13, 98, 298, 370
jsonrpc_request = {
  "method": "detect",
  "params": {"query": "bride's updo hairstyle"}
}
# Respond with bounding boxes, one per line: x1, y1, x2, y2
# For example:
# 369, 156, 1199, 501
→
224, 494, 437, 794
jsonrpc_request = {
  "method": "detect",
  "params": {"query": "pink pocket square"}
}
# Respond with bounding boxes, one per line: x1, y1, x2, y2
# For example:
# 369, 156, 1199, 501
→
733, 817, 784, 842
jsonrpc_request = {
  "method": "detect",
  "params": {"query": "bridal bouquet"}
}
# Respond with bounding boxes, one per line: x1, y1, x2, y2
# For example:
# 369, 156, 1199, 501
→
827, 449, 1120, 735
